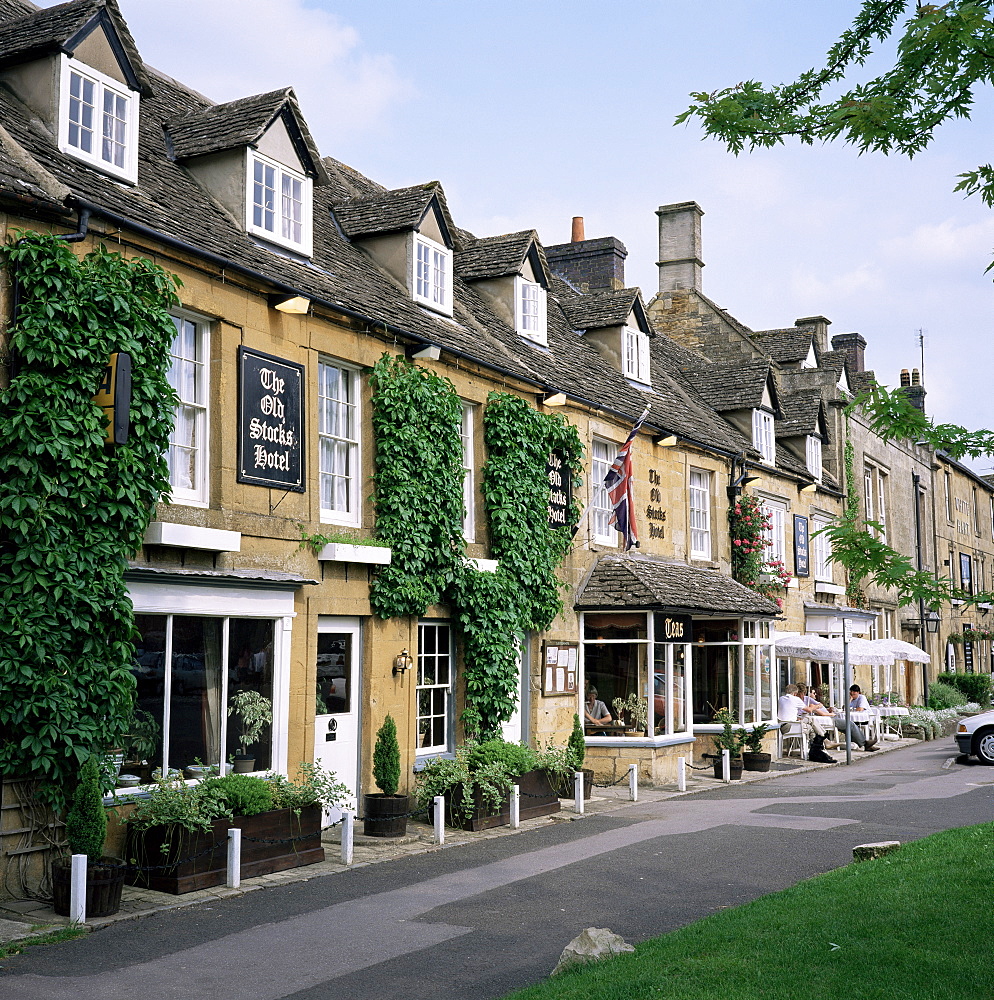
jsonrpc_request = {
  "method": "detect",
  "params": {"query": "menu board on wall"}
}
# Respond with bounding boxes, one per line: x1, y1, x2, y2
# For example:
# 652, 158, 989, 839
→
542, 641, 578, 695
237, 346, 305, 492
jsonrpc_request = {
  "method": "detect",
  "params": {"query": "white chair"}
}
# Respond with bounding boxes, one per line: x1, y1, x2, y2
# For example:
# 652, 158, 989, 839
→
778, 722, 808, 759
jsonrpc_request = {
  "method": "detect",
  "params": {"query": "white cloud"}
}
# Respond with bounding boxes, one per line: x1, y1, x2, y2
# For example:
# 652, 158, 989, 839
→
116, 0, 412, 143
788, 263, 885, 303
878, 216, 994, 267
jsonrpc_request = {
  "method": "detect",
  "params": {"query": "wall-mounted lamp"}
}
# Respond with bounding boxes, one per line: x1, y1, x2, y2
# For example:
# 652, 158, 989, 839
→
654, 434, 678, 447
800, 482, 818, 493
269, 293, 311, 314
407, 343, 441, 361
904, 611, 941, 634
392, 648, 413, 677
538, 391, 567, 407
726, 472, 759, 499
979, 603, 991, 616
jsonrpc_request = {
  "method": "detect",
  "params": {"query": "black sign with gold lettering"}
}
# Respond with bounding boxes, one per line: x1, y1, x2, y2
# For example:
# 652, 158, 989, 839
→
547, 450, 571, 528
238, 346, 305, 492
655, 613, 693, 643
793, 515, 810, 578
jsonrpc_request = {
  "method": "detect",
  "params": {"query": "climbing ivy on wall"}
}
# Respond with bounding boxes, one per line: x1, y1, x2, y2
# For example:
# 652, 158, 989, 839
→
368, 359, 583, 739
0, 235, 179, 809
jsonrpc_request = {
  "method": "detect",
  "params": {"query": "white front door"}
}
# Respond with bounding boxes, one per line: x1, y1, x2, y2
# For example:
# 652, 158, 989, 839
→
500, 637, 528, 745
314, 617, 361, 819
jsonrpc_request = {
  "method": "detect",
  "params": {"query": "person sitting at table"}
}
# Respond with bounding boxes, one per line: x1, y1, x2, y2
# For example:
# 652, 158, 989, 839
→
778, 684, 835, 762
584, 687, 613, 727
834, 684, 877, 751
797, 682, 832, 716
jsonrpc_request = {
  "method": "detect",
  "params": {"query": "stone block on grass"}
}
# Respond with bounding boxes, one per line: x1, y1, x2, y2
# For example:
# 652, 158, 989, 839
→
552, 926, 635, 975
853, 841, 901, 861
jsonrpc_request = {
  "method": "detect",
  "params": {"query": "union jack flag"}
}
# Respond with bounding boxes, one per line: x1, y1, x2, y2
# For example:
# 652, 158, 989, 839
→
604, 407, 650, 551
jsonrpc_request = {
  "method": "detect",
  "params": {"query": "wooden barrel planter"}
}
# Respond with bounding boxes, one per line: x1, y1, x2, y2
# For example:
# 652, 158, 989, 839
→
125, 806, 324, 894
703, 754, 743, 780
742, 751, 772, 773
51, 856, 126, 917
362, 794, 410, 838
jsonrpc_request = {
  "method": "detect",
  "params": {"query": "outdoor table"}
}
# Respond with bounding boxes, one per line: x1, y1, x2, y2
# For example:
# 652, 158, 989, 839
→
836, 709, 878, 743
875, 705, 910, 737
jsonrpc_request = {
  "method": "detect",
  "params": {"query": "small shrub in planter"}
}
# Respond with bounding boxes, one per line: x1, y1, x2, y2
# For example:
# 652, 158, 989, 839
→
363, 714, 409, 837
228, 690, 272, 772
738, 723, 772, 772
52, 755, 126, 917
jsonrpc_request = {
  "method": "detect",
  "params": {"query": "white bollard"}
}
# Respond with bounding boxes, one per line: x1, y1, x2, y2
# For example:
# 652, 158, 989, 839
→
227, 827, 241, 888
574, 771, 584, 815
628, 763, 638, 801
69, 854, 87, 924
341, 810, 354, 865
677, 756, 687, 792
722, 748, 730, 783
510, 784, 520, 828
433, 795, 445, 845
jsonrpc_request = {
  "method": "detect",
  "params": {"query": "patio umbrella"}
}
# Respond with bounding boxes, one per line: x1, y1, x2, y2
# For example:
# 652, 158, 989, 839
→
772, 631, 895, 665
867, 637, 930, 663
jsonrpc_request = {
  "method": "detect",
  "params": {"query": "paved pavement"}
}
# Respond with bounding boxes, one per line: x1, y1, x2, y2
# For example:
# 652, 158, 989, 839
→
2, 736, 989, 999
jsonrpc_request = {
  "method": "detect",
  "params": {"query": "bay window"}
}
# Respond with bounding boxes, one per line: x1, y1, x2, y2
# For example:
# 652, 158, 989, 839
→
691, 618, 774, 726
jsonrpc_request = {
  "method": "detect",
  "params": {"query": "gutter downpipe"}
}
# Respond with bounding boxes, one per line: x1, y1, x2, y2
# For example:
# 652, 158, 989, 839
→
66, 197, 742, 464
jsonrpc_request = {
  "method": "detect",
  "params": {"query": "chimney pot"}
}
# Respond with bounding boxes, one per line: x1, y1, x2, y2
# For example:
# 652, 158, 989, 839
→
900, 369, 911, 387
912, 368, 921, 386
571, 217, 585, 243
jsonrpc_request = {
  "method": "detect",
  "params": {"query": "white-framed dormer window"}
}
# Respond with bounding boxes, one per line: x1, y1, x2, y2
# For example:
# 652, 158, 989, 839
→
591, 438, 616, 546
515, 277, 547, 345
59, 56, 138, 182
318, 359, 360, 525
247, 151, 312, 255
623, 326, 651, 385
752, 409, 775, 465
413, 234, 453, 315
812, 514, 833, 582
460, 402, 476, 542
689, 468, 711, 560
167, 311, 210, 507
806, 435, 822, 481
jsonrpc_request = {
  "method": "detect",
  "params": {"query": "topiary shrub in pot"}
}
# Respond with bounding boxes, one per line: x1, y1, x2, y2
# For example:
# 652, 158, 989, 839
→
363, 714, 409, 837
51, 755, 126, 917
703, 708, 745, 780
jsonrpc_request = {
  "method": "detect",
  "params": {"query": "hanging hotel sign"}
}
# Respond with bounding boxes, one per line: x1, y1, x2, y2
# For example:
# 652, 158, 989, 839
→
793, 515, 810, 578
92, 351, 132, 445
656, 613, 693, 643
237, 346, 305, 492
547, 450, 571, 528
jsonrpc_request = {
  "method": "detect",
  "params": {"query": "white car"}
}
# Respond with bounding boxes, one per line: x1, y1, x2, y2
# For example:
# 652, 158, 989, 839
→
955, 709, 994, 763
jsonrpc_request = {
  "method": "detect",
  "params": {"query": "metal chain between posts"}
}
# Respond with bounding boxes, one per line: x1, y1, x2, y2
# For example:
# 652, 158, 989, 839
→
592, 772, 630, 788
684, 761, 713, 771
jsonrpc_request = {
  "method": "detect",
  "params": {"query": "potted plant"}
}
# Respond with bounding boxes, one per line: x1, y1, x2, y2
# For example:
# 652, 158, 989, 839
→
51, 755, 126, 917
119, 705, 159, 784
228, 690, 272, 772
554, 713, 593, 798
703, 708, 744, 780
363, 714, 409, 837
124, 764, 348, 894
739, 723, 772, 772
611, 694, 649, 734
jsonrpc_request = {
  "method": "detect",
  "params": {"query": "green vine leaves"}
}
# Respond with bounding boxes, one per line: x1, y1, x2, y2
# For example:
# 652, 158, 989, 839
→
367, 357, 583, 739
0, 235, 179, 809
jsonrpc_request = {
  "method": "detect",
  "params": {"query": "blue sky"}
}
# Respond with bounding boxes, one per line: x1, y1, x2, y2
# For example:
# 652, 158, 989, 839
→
106, 1, 994, 468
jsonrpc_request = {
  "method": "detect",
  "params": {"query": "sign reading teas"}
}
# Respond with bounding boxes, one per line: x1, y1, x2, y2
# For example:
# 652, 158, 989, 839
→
238, 346, 305, 492
656, 613, 693, 643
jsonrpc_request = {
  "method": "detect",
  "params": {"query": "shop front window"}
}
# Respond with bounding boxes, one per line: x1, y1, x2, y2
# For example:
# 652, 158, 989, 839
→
691, 618, 774, 725
131, 614, 274, 775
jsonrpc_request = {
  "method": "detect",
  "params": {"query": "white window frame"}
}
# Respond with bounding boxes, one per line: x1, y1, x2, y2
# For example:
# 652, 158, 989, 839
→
591, 437, 616, 546
864, 464, 888, 541
805, 435, 822, 481
461, 402, 476, 542
514, 276, 547, 345
58, 55, 138, 182
246, 151, 313, 255
413, 233, 453, 316
622, 326, 651, 385
812, 515, 833, 582
167, 311, 210, 507
761, 500, 786, 566
752, 409, 775, 465
416, 622, 455, 757
318, 359, 361, 526
689, 468, 711, 560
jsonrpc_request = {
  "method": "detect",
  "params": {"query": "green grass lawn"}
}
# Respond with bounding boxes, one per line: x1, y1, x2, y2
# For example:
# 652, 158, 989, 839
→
507, 822, 994, 1000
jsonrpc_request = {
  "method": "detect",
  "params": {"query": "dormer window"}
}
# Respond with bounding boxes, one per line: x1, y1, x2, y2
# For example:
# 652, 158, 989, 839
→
515, 277, 547, 344
752, 409, 775, 464
414, 234, 452, 315
806, 435, 823, 480
247, 152, 312, 254
623, 326, 651, 384
59, 57, 137, 182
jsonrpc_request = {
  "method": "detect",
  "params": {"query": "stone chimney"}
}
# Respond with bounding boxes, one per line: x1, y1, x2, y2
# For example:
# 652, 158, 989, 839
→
795, 315, 831, 356
546, 218, 628, 292
902, 367, 927, 413
656, 201, 704, 293
831, 332, 866, 374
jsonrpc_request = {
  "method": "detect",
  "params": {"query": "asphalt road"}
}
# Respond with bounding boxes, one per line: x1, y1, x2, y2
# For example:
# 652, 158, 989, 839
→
4, 740, 991, 1000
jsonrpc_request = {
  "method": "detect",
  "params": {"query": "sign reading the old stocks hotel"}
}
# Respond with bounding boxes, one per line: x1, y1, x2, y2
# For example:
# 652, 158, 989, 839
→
646, 468, 667, 539
238, 347, 305, 492
547, 450, 572, 528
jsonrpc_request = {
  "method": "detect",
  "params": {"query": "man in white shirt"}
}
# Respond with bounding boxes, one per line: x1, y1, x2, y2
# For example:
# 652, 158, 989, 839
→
779, 683, 837, 762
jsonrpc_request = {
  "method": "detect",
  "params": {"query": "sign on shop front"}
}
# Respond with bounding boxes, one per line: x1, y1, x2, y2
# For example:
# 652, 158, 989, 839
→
237, 346, 305, 492
547, 450, 572, 528
656, 613, 692, 643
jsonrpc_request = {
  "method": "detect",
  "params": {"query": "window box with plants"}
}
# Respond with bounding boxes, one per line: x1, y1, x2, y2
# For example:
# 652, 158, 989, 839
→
123, 765, 348, 894
416, 740, 566, 832
301, 527, 393, 566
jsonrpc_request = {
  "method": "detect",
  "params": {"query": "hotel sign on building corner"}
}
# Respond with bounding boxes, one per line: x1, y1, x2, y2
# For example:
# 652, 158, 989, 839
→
238, 346, 305, 492
547, 450, 571, 528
